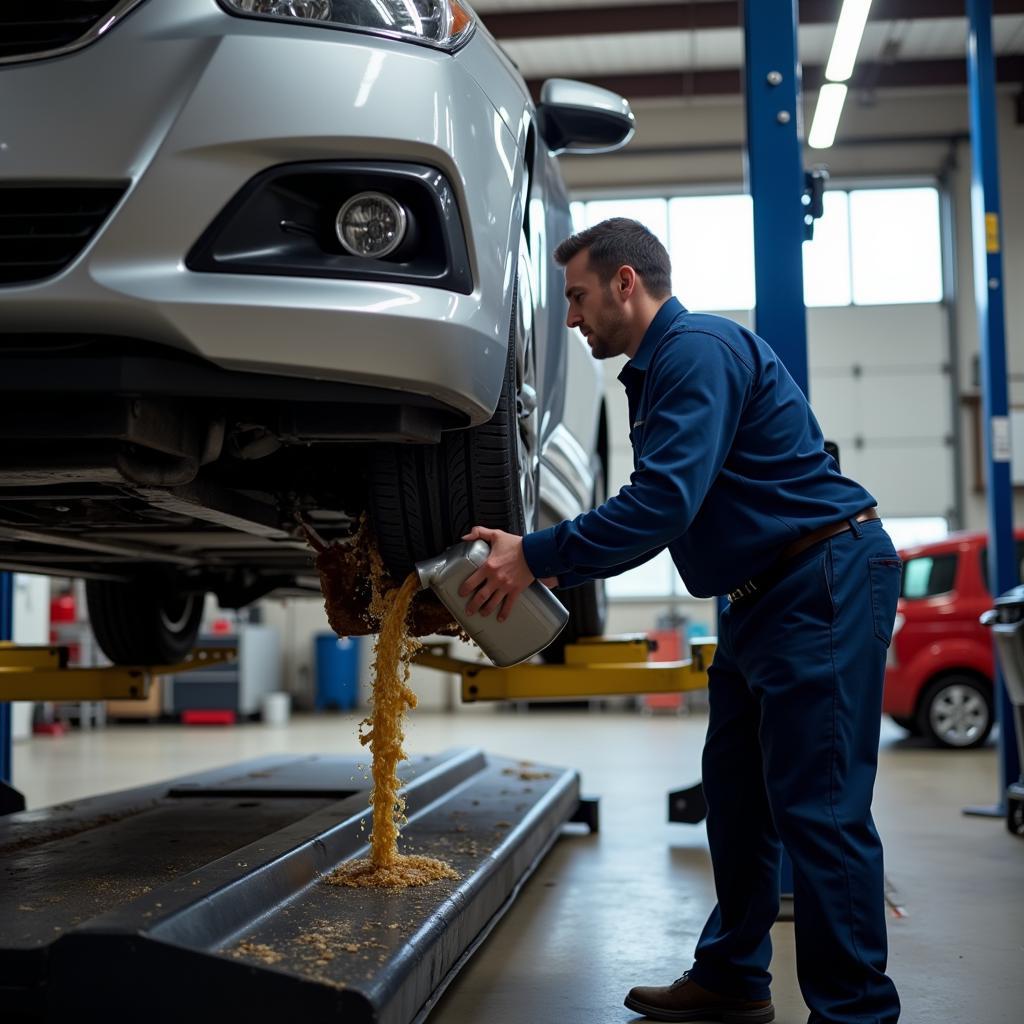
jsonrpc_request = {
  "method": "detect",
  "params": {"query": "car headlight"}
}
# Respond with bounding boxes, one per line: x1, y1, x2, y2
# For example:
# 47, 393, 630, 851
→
219, 0, 475, 51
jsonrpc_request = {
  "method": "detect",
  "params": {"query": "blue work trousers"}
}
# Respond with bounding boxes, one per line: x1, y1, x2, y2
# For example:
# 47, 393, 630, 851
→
690, 518, 902, 1024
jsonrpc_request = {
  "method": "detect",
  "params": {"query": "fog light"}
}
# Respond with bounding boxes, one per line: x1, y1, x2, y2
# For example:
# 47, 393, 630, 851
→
335, 192, 407, 258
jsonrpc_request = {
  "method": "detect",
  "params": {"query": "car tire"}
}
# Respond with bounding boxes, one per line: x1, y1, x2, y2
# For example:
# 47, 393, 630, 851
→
916, 672, 993, 749
369, 281, 538, 582
1008, 794, 1024, 837
889, 714, 921, 735
86, 576, 204, 665
540, 458, 608, 664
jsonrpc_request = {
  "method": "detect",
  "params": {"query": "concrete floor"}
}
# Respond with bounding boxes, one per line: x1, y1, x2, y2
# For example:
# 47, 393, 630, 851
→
12, 709, 1024, 1023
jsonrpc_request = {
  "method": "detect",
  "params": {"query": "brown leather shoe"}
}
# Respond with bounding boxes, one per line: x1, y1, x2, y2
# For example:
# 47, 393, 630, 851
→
624, 972, 775, 1022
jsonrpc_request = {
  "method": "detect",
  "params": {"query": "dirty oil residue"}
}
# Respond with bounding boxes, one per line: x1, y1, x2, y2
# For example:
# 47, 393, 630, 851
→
502, 764, 553, 782
224, 914, 411, 985
230, 941, 283, 965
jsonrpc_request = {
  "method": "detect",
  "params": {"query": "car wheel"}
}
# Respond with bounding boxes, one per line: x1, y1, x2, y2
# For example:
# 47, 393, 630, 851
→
540, 457, 608, 664
889, 714, 921, 736
1008, 794, 1024, 837
916, 673, 993, 749
86, 575, 204, 664
370, 277, 539, 581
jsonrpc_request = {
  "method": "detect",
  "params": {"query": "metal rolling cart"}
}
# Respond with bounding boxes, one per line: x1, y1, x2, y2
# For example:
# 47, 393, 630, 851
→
981, 586, 1024, 835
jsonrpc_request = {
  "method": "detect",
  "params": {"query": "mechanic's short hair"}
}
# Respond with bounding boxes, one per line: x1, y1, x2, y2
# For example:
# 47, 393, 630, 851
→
554, 218, 672, 299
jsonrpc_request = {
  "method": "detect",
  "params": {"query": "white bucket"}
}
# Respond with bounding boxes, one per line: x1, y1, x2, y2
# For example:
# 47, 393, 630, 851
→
262, 691, 291, 727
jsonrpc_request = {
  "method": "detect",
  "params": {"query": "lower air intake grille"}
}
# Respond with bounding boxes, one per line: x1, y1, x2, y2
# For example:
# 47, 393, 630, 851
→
0, 185, 127, 286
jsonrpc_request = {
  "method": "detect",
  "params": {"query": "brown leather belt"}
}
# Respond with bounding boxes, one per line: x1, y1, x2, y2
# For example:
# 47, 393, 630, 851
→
727, 507, 880, 604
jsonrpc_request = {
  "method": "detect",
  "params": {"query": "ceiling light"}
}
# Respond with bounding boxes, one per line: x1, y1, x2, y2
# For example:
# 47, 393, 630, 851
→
825, 0, 874, 82
808, 83, 848, 150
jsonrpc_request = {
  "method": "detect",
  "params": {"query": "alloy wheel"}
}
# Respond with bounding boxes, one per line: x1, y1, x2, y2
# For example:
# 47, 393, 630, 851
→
928, 682, 991, 747
160, 591, 198, 634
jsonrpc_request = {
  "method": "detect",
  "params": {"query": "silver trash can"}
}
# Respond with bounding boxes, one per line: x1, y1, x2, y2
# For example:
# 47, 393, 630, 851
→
980, 585, 1024, 836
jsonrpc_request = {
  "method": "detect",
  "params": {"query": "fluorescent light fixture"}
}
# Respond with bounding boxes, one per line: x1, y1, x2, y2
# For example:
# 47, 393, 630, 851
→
825, 0, 873, 82
808, 83, 848, 149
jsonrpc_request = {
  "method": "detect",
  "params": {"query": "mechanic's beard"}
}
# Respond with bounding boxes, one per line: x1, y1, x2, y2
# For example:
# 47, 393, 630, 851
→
589, 305, 630, 360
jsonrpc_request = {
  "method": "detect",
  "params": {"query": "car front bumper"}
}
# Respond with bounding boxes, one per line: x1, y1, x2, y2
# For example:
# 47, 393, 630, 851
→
0, 0, 526, 425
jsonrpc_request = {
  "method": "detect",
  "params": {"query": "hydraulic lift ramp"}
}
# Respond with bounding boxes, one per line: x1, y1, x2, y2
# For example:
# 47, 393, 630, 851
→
1, 749, 586, 1023
0, 636, 711, 1022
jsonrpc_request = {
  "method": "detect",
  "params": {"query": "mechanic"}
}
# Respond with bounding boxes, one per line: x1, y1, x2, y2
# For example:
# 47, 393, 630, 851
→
458, 218, 902, 1024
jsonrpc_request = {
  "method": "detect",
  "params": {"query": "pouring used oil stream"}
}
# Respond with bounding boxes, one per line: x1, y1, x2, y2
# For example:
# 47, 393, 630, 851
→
323, 541, 458, 889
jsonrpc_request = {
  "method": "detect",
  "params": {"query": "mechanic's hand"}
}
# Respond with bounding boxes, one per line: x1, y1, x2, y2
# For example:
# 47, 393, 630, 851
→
458, 526, 535, 621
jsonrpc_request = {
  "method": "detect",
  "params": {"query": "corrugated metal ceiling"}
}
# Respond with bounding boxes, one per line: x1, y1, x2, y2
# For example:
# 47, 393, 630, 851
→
497, 15, 1024, 78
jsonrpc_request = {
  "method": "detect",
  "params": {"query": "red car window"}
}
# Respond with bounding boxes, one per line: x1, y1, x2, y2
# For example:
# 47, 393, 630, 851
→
901, 553, 957, 599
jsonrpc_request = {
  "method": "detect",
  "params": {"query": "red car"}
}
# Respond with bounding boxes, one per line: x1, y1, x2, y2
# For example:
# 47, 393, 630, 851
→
884, 529, 1024, 748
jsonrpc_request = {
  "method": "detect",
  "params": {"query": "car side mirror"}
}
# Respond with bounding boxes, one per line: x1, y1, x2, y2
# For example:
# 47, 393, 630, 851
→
537, 79, 635, 156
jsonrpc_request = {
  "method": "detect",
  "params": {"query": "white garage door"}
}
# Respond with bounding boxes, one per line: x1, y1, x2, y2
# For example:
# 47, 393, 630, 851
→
809, 302, 955, 521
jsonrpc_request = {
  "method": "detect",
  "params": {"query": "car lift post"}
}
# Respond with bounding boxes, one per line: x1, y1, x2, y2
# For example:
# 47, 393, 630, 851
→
1, 573, 12, 775
743, 0, 808, 909
964, 0, 1021, 817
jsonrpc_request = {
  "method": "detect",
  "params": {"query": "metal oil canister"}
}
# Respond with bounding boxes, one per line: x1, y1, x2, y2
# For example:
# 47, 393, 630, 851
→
415, 540, 568, 667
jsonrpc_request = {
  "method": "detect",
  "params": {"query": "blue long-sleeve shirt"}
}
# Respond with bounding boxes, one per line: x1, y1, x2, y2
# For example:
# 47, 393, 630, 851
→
522, 297, 875, 599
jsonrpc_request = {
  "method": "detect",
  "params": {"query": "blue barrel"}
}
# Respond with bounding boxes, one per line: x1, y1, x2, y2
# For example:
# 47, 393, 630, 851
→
315, 633, 360, 711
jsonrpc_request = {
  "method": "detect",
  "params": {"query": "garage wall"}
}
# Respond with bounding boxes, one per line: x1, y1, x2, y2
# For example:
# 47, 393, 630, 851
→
950, 96, 1024, 531
562, 85, 1023, 633
561, 87, 1024, 538
601, 303, 955, 519
808, 304, 955, 520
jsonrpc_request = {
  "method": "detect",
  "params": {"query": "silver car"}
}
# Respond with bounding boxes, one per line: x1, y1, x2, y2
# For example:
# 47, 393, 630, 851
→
0, 0, 634, 663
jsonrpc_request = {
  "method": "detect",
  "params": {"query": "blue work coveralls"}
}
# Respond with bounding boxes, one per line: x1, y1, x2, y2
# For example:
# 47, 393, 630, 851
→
523, 297, 902, 1024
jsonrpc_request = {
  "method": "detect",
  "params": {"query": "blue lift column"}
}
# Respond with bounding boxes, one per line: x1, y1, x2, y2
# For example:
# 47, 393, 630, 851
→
743, 0, 809, 388
1, 573, 13, 790
966, 0, 1020, 814
742, 0, 807, 907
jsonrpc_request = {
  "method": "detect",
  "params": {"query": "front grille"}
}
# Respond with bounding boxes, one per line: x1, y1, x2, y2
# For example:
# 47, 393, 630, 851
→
0, 185, 127, 285
0, 1, 133, 62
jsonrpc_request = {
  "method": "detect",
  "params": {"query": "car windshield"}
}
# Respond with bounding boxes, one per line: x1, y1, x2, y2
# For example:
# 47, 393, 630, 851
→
901, 553, 957, 599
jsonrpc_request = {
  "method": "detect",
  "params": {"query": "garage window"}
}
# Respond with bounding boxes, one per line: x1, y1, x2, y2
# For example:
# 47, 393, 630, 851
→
603, 548, 689, 599
571, 187, 947, 601
884, 516, 949, 551
668, 195, 756, 311
571, 197, 668, 245
848, 188, 944, 305
803, 191, 852, 307
570, 184, 944, 312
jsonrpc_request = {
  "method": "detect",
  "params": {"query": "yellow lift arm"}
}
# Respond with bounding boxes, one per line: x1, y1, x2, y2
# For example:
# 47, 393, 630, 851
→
0, 635, 712, 704
414, 635, 717, 703
0, 644, 237, 702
